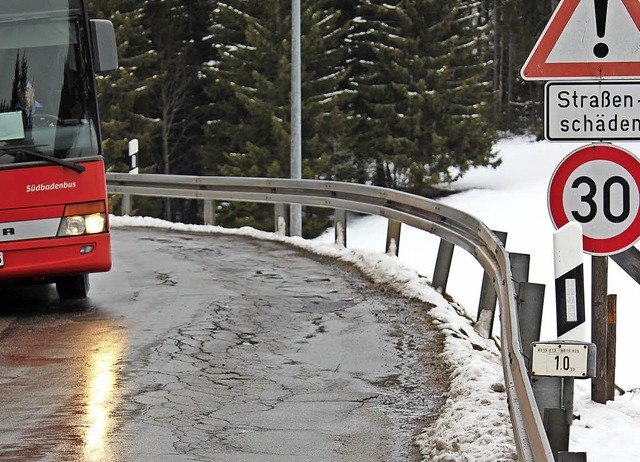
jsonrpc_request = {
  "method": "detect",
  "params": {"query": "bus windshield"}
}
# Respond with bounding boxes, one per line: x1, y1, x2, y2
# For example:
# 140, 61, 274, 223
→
0, 0, 100, 165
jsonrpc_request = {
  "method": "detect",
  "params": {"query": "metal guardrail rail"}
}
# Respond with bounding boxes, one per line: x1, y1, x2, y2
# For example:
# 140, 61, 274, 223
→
106, 172, 555, 461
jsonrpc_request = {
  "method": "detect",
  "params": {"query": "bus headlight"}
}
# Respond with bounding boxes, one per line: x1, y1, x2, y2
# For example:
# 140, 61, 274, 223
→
85, 213, 106, 234
57, 201, 108, 237
60, 216, 87, 236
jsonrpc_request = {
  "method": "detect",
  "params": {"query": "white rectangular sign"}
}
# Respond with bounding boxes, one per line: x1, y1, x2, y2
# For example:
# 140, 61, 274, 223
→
545, 81, 640, 141
531, 343, 589, 378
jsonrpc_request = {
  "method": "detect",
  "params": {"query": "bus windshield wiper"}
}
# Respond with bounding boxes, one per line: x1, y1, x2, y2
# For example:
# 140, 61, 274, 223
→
0, 145, 85, 173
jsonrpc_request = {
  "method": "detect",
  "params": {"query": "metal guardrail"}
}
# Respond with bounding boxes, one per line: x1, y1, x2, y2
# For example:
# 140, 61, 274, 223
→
106, 172, 555, 461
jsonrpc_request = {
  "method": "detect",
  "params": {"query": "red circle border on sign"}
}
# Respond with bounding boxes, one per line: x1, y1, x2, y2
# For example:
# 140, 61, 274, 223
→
548, 144, 640, 255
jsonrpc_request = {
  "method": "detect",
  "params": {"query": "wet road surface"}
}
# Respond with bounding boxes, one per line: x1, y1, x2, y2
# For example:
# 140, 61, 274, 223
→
0, 227, 448, 461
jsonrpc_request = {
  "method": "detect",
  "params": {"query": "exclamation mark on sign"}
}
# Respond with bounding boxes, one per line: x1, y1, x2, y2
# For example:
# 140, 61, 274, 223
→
594, 0, 609, 58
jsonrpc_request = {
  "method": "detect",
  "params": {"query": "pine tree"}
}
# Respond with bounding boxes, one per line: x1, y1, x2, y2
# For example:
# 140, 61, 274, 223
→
346, 1, 415, 190
344, 0, 498, 194
404, 0, 499, 194
299, 4, 358, 183
208, 1, 291, 174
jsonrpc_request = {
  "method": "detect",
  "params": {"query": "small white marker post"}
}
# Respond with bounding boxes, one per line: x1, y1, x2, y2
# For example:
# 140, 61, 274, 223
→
122, 139, 139, 216
128, 138, 139, 175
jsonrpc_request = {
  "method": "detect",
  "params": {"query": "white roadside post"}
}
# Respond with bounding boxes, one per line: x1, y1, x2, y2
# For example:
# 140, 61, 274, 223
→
553, 221, 586, 341
128, 139, 139, 175
122, 139, 139, 216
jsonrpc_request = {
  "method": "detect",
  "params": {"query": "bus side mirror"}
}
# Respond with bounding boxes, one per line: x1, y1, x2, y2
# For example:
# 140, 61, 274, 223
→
90, 19, 118, 72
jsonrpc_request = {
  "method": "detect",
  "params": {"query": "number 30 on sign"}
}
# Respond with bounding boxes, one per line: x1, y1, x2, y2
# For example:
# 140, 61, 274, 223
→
548, 144, 640, 256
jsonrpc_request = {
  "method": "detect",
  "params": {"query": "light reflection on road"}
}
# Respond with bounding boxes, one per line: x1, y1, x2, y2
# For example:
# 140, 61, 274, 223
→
84, 339, 123, 462
0, 305, 127, 461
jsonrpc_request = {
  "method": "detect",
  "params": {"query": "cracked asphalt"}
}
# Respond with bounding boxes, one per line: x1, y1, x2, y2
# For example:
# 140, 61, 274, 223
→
0, 227, 449, 461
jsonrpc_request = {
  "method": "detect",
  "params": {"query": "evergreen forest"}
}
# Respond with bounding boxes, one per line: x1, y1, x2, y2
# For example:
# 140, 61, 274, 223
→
88, 0, 556, 236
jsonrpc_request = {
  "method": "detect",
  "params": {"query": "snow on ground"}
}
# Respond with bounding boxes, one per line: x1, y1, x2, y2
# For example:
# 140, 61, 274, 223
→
111, 136, 640, 461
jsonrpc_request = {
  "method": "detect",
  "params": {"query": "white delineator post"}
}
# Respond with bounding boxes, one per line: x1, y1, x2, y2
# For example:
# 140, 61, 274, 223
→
128, 138, 139, 174
553, 221, 587, 341
122, 139, 139, 215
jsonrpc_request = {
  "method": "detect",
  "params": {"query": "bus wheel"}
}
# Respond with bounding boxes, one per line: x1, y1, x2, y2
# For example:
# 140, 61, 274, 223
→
56, 274, 90, 300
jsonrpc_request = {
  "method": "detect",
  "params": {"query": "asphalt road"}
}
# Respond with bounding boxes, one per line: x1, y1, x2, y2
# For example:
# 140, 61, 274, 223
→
0, 227, 448, 461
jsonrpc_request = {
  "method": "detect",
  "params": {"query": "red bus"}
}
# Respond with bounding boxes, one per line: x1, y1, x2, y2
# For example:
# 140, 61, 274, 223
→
0, 1, 117, 300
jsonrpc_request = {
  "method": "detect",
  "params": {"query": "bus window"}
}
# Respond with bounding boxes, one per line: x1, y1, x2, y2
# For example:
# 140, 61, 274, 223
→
0, 14, 99, 164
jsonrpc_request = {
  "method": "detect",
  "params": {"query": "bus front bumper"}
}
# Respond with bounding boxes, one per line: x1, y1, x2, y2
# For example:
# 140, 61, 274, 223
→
0, 233, 111, 282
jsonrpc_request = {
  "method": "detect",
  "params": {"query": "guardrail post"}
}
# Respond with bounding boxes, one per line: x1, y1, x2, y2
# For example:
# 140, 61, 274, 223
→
433, 239, 454, 293
545, 405, 571, 459
274, 203, 289, 236
510, 252, 530, 286
518, 282, 545, 365
385, 220, 401, 256
122, 194, 131, 216
475, 231, 507, 338
203, 200, 216, 226
510, 251, 546, 367
557, 452, 587, 461
532, 376, 579, 462
334, 209, 347, 247
509, 252, 546, 371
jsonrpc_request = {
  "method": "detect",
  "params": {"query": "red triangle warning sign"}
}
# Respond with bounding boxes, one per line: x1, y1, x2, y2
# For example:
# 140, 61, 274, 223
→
521, 0, 640, 80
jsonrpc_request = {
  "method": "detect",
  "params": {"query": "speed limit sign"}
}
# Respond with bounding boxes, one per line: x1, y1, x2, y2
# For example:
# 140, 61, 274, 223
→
548, 144, 640, 256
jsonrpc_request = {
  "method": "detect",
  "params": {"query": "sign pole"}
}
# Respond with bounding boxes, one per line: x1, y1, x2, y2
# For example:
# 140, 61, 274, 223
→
290, 0, 302, 237
606, 294, 618, 401
591, 255, 609, 403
